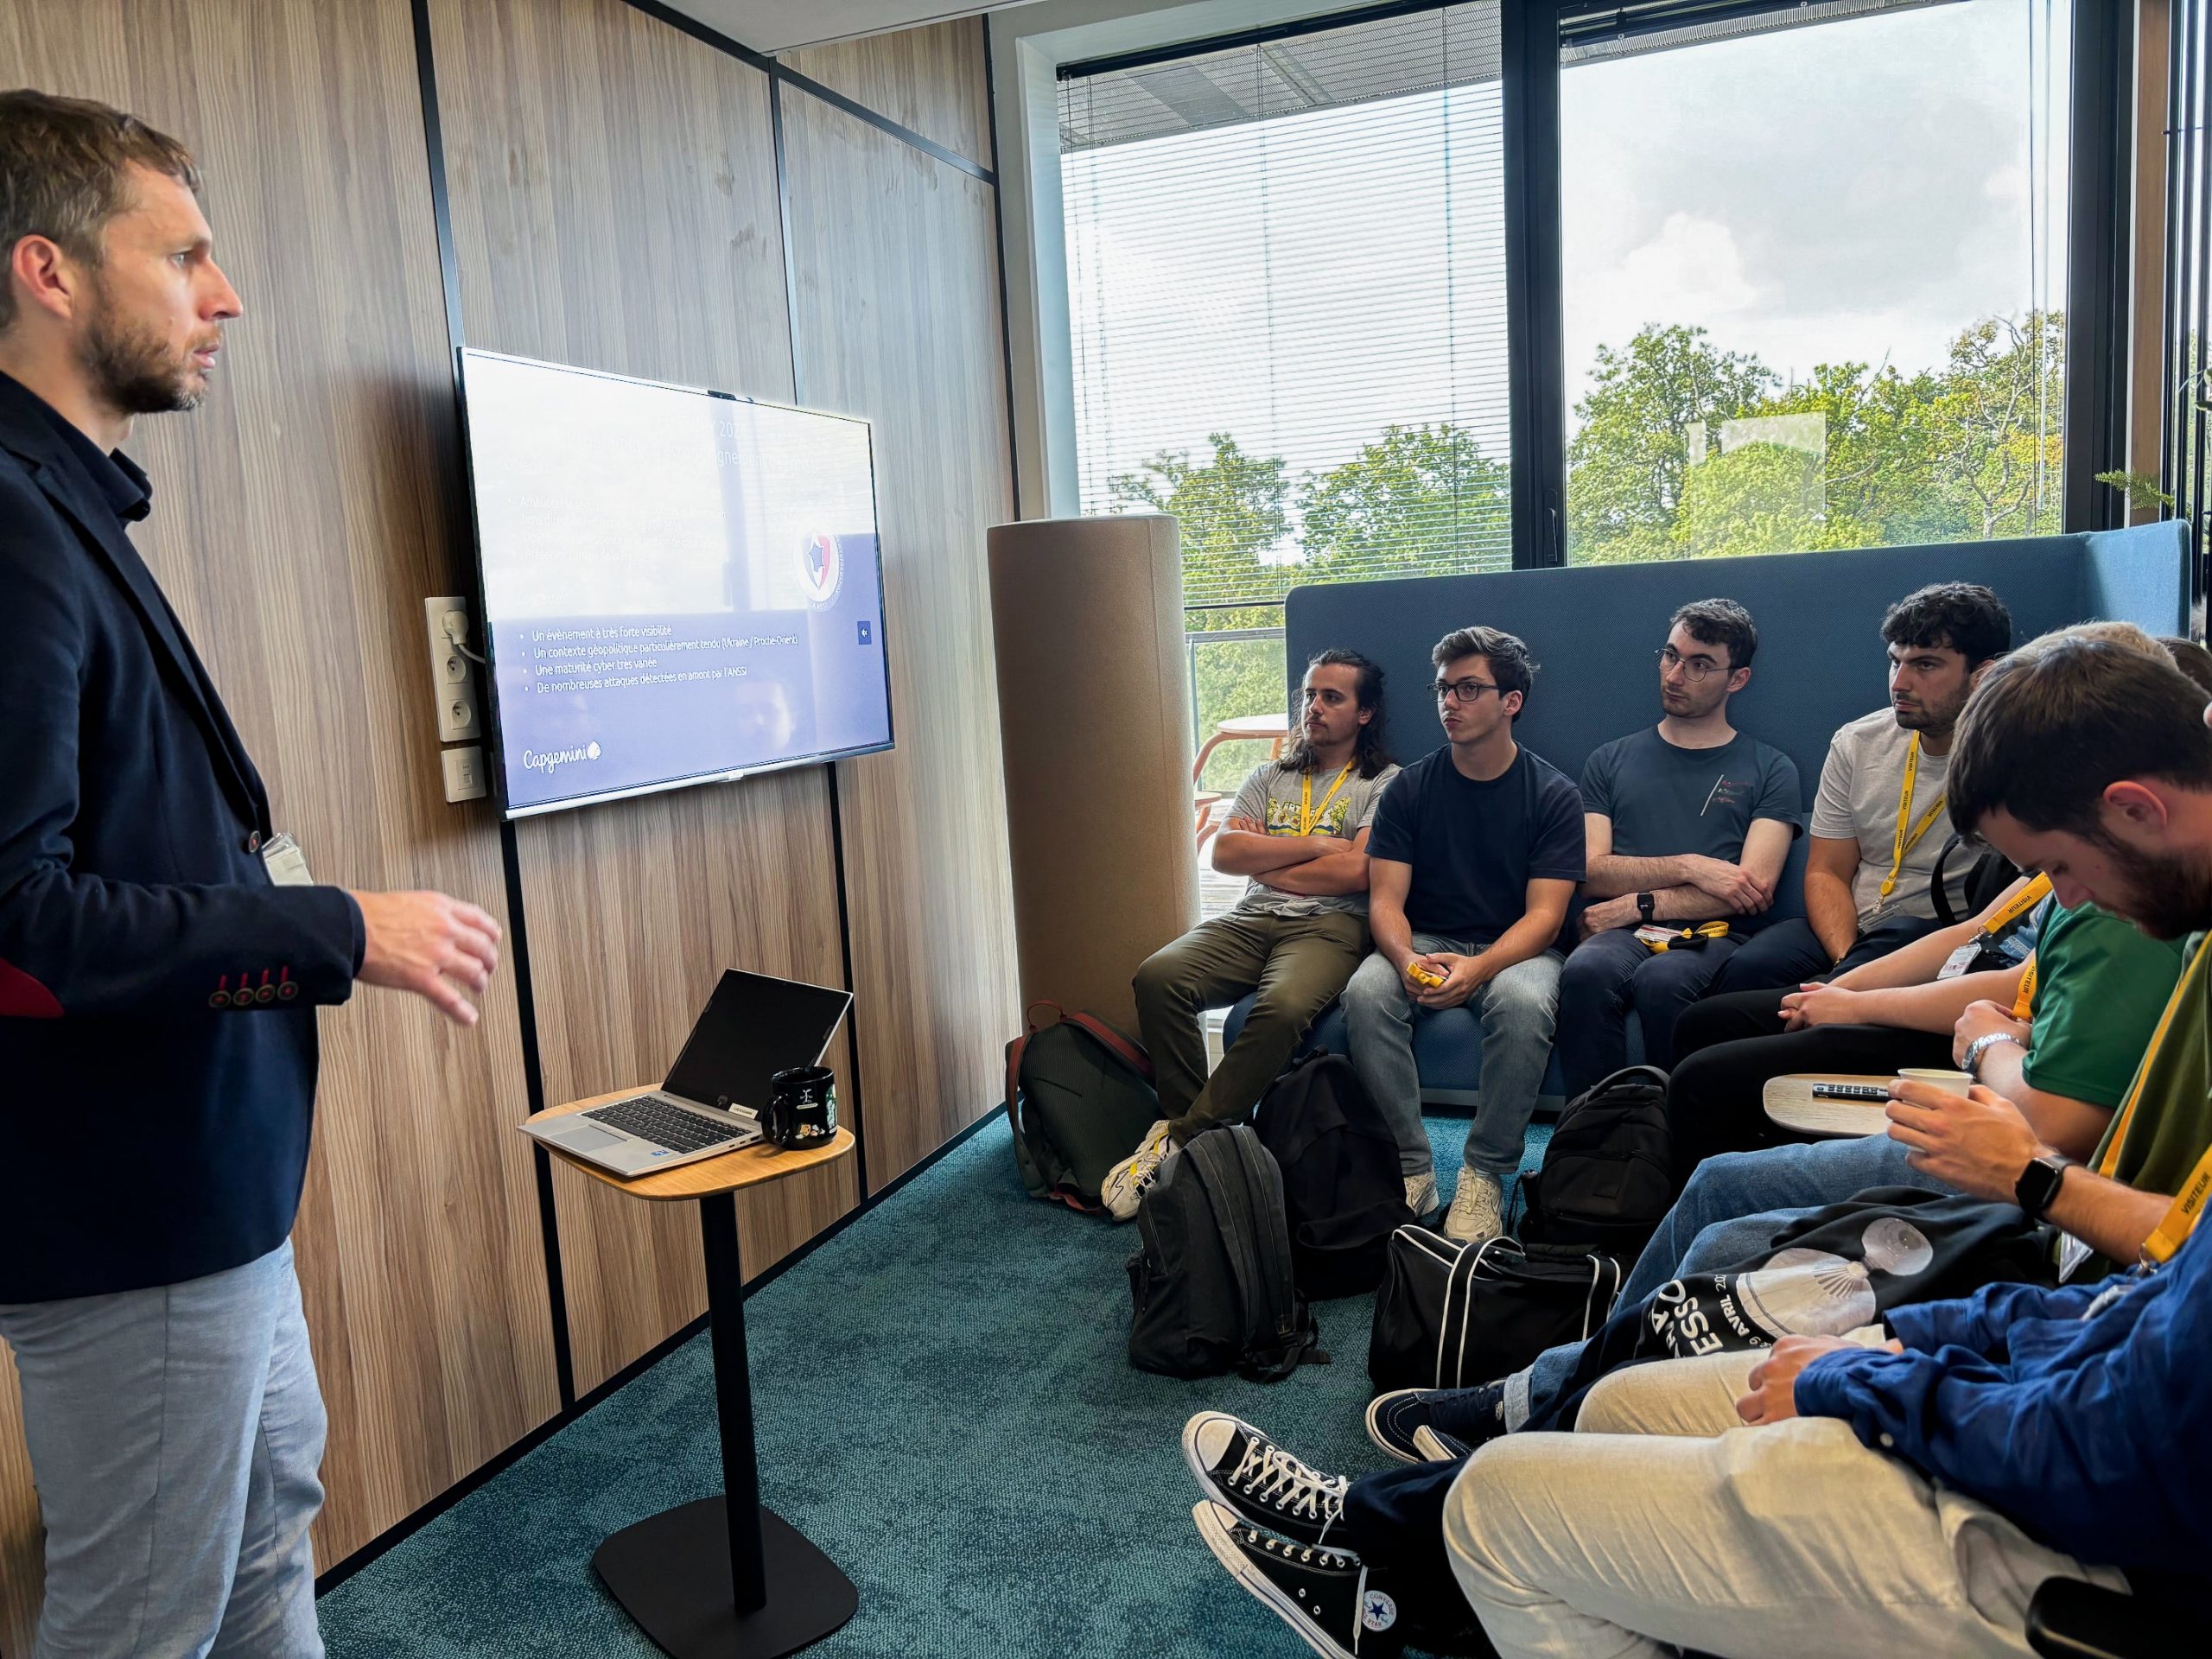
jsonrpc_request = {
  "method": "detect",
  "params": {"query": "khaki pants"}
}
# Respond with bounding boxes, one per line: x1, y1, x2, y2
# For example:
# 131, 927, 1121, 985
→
1131, 908, 1368, 1142
1441, 1352, 2124, 1659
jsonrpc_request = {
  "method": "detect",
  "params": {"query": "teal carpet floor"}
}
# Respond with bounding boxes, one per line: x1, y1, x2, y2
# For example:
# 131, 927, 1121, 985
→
318, 1114, 1547, 1658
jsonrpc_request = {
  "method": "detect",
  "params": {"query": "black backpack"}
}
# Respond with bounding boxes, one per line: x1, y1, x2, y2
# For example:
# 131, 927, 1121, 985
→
1516, 1065, 1674, 1258
1127, 1126, 1325, 1382
1253, 1052, 1413, 1299
1004, 1002, 1160, 1212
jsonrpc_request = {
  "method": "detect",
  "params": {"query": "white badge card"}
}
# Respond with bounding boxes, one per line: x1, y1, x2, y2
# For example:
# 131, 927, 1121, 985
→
1936, 941, 1983, 982
2057, 1231, 2093, 1282
262, 831, 315, 887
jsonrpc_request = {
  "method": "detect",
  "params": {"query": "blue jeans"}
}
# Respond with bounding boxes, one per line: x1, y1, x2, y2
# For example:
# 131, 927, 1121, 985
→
1554, 926, 1741, 1096
0, 1240, 327, 1658
1342, 938, 1563, 1181
1503, 1134, 1936, 1428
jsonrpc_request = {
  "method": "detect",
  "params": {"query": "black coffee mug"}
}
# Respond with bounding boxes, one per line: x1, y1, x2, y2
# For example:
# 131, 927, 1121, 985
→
765, 1065, 836, 1150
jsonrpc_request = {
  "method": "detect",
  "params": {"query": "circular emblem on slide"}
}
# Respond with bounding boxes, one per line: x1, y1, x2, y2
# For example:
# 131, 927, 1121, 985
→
799, 531, 843, 605
586, 741, 601, 760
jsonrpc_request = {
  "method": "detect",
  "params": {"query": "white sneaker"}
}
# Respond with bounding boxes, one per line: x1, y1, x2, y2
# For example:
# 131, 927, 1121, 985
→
1442, 1170, 1503, 1244
1102, 1120, 1175, 1221
1402, 1171, 1438, 1220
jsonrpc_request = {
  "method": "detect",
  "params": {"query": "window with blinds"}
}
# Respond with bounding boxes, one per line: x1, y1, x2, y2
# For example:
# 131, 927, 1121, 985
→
1059, 2, 1512, 613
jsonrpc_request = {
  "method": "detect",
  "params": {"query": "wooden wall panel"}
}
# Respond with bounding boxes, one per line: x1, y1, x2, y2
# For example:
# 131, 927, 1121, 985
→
784, 17, 995, 172
424, 0, 859, 1394
783, 90, 1022, 1186
0, 0, 560, 1641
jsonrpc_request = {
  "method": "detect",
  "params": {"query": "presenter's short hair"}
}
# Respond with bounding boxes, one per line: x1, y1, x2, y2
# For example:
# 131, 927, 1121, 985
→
0, 89, 201, 331
1949, 629, 2212, 838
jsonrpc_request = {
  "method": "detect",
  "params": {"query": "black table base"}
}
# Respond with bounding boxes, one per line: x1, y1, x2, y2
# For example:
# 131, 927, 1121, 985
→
594, 1498, 857, 1659
592, 1190, 857, 1658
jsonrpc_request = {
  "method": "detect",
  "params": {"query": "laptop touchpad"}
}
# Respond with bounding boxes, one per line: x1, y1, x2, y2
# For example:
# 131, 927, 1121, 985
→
546, 1122, 626, 1154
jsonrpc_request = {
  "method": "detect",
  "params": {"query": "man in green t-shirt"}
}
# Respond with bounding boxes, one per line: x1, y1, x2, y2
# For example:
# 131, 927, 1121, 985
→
1110, 650, 1400, 1221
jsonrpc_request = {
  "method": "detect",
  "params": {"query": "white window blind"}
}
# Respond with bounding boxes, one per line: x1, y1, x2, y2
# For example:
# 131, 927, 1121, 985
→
1060, 3, 1512, 608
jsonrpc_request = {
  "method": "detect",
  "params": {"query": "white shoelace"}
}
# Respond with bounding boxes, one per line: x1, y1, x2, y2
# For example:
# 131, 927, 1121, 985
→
1228, 1437, 1348, 1535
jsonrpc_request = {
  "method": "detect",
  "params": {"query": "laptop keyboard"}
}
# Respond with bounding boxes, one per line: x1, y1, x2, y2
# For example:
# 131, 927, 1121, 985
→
582, 1096, 745, 1154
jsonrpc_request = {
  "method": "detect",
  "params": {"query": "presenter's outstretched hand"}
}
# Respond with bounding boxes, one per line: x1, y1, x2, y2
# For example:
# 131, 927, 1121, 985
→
350, 889, 503, 1026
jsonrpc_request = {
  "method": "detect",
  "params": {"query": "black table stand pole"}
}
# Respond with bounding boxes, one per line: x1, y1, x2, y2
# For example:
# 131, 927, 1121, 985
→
701, 1192, 768, 1615
590, 1192, 859, 1657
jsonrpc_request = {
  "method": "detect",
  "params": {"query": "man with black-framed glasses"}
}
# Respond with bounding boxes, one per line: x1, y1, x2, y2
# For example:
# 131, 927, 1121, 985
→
1342, 626, 1585, 1242
1554, 600, 1800, 1095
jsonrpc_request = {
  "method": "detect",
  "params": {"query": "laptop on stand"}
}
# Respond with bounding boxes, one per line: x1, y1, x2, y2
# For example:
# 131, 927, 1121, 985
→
522, 969, 852, 1179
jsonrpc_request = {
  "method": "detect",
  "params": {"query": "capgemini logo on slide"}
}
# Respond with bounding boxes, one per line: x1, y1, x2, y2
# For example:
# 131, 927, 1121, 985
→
522, 741, 601, 774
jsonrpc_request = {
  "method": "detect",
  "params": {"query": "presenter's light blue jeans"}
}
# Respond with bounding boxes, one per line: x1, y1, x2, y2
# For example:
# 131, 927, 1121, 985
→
0, 1239, 327, 1658
1343, 938, 1563, 1183
1503, 1133, 1938, 1428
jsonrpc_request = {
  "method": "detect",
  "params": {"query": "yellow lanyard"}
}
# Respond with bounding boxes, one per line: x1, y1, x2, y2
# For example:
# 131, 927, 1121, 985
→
1299, 764, 1355, 837
2096, 933, 2212, 1181
2143, 1142, 2212, 1264
1878, 734, 1949, 901
1988, 876, 2053, 1019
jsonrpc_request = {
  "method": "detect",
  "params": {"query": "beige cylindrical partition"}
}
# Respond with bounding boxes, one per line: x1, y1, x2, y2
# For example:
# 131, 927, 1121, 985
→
989, 513, 1198, 1033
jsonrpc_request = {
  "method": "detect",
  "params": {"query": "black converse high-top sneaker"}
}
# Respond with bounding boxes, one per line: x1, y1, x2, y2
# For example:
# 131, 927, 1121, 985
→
1192, 1502, 1404, 1659
1182, 1412, 1349, 1547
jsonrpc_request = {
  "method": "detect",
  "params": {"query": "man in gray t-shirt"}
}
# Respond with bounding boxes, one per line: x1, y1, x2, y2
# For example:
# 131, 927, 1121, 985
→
1706, 582, 2012, 1000
1107, 651, 1399, 1220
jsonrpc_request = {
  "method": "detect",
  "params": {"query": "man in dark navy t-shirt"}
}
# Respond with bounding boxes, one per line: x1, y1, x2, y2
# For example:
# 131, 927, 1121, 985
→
1344, 626, 1585, 1243
1555, 600, 1800, 1095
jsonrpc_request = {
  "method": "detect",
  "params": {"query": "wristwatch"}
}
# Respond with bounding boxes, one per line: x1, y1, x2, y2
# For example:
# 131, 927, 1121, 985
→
1961, 1030, 2024, 1080
1636, 892, 1656, 925
2014, 1153, 2074, 1221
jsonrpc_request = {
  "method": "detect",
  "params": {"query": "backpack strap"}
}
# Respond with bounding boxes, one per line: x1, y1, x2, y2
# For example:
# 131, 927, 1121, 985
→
1582, 1253, 1623, 1339
1440, 1236, 1520, 1389
1187, 1132, 1318, 1382
1227, 1130, 1323, 1380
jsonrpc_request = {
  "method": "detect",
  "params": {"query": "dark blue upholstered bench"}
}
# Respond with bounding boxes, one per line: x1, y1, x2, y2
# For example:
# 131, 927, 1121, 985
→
1218, 523, 2190, 1111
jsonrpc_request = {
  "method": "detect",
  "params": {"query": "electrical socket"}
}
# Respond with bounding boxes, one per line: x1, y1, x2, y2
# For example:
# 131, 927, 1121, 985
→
423, 596, 482, 743
442, 745, 487, 803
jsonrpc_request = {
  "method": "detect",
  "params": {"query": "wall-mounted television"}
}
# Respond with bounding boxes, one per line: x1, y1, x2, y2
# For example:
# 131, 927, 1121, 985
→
457, 349, 893, 817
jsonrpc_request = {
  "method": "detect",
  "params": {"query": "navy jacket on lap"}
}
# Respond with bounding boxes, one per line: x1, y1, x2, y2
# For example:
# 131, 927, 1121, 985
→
0, 372, 362, 1303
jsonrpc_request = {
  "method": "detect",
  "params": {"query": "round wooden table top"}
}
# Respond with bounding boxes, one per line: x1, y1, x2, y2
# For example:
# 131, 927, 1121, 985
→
1762, 1073, 1896, 1140
525, 1087, 854, 1201
1216, 712, 1289, 739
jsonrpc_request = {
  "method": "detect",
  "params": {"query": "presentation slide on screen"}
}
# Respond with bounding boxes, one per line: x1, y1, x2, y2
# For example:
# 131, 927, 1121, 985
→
462, 353, 892, 813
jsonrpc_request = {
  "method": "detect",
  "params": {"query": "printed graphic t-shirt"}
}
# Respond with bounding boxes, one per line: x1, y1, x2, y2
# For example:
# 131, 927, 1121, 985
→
1367, 745, 1586, 945
1225, 759, 1402, 918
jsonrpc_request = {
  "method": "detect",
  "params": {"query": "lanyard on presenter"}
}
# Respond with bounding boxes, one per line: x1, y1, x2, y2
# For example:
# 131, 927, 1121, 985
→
1878, 734, 1949, 902
1300, 764, 1356, 838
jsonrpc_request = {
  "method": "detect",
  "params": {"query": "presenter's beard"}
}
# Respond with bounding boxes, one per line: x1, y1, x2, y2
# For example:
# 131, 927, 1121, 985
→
79, 287, 211, 416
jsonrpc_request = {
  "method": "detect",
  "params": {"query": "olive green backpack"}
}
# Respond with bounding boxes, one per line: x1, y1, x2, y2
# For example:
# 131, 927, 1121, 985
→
1004, 1001, 1160, 1212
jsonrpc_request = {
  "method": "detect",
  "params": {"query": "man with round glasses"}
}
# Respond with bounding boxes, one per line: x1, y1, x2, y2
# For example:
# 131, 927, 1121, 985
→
1554, 600, 1800, 1095
1341, 626, 1585, 1241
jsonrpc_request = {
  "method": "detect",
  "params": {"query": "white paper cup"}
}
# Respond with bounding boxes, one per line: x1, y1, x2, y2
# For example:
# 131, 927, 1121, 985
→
1896, 1067, 1974, 1096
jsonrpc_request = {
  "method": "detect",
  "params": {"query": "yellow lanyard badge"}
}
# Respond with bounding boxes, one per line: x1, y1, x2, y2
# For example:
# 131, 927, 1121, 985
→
1299, 764, 1355, 838
1878, 734, 1949, 902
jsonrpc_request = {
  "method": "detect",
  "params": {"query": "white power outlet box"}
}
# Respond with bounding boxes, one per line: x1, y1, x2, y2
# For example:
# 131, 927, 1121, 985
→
423, 596, 483, 743
441, 745, 488, 803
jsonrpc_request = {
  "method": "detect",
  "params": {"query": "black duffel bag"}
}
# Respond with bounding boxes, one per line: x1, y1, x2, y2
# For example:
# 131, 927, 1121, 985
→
1367, 1226, 1622, 1395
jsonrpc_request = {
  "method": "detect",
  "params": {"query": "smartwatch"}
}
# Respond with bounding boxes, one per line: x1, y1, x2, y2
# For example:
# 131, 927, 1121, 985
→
1636, 892, 1656, 925
2013, 1154, 2074, 1221
1961, 1030, 2024, 1080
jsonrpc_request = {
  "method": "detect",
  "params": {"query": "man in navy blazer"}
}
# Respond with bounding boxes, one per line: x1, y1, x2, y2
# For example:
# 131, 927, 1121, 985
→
0, 91, 501, 1656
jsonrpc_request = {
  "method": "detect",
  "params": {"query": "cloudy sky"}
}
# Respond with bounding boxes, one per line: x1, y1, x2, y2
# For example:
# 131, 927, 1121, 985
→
1063, 0, 2069, 539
